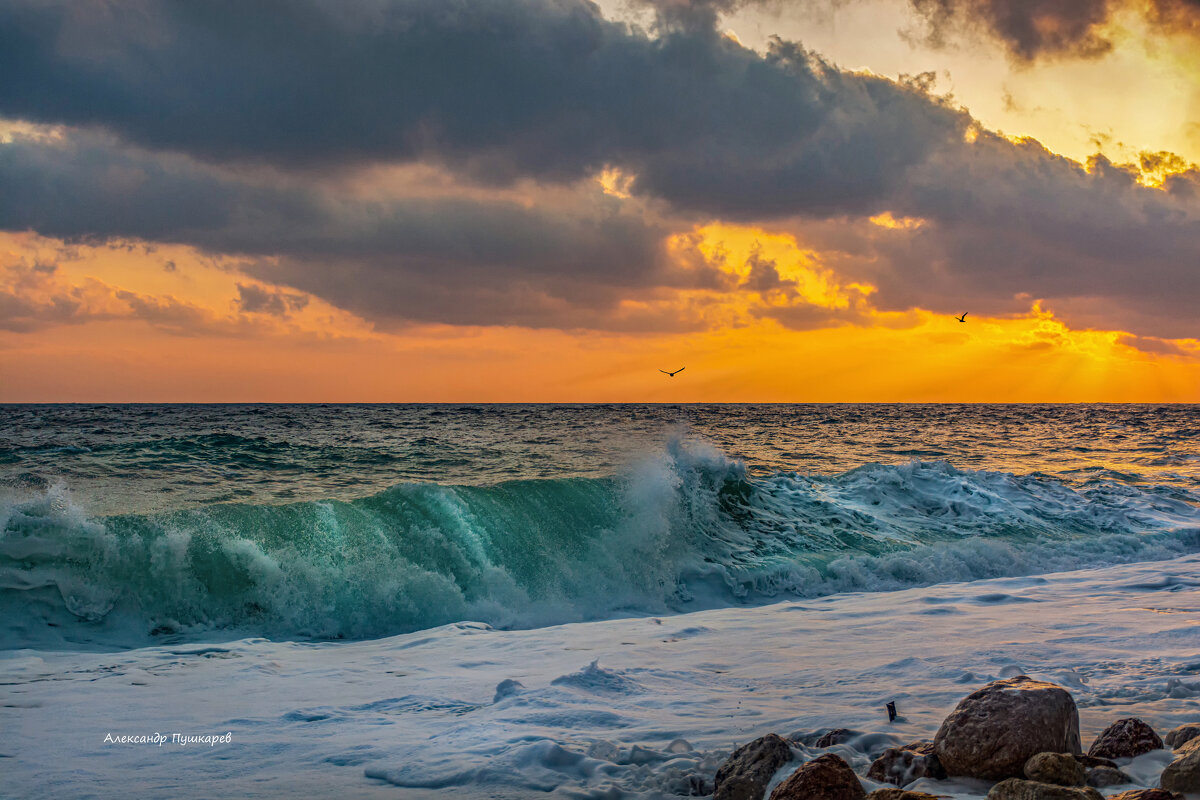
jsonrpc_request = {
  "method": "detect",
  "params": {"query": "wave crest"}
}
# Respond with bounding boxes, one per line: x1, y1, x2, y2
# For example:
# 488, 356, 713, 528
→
2, 439, 1198, 648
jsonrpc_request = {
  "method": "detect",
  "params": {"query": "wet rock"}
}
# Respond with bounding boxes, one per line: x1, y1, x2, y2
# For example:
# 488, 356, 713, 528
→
1164, 724, 1200, 750
1085, 764, 1133, 788
816, 729, 857, 748
1072, 754, 1117, 770
1159, 736, 1200, 794
1024, 752, 1085, 786
1107, 791, 1183, 800
768, 754, 866, 800
985, 778, 1103, 800
866, 741, 946, 787
714, 733, 792, 800
865, 790, 942, 800
1088, 718, 1163, 759
933, 677, 1082, 781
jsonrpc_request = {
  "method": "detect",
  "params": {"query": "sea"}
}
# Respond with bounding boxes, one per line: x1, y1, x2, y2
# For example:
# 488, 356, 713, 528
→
2, 404, 1199, 798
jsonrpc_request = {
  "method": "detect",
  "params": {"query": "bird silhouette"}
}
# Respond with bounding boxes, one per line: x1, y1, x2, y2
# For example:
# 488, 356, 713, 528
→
659, 367, 685, 377
955, 312, 968, 323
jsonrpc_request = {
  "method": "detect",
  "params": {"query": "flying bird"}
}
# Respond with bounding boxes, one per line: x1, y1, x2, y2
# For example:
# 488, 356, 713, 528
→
955, 312, 968, 323
659, 367, 686, 377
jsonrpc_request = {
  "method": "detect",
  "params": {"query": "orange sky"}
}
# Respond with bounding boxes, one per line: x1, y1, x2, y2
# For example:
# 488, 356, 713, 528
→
1, 0, 1199, 402
3, 225, 1197, 402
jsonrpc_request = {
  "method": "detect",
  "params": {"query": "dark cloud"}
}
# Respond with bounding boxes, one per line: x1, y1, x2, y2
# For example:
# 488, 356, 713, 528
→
235, 283, 309, 317
909, 0, 1113, 61
0, 131, 701, 329
1117, 333, 1196, 356
906, 0, 1200, 61
1146, 0, 1200, 34
631, 0, 753, 32
0, 0, 1198, 339
0, 0, 967, 220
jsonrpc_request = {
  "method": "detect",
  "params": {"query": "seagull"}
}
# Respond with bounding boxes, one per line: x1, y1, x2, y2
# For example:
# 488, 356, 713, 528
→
659, 367, 686, 377
955, 312, 968, 323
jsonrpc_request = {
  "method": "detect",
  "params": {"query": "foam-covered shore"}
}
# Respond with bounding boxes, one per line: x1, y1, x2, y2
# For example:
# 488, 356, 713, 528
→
4, 554, 1199, 799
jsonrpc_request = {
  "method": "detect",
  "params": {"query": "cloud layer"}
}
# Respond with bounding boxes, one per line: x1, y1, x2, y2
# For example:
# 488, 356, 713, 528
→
0, 0, 1198, 338
908, 0, 1200, 61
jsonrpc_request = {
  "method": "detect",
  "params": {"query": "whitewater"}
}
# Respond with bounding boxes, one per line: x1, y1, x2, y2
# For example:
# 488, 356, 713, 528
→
2, 404, 1199, 797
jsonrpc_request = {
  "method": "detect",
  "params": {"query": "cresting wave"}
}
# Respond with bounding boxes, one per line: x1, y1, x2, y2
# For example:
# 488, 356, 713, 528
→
2, 439, 1199, 649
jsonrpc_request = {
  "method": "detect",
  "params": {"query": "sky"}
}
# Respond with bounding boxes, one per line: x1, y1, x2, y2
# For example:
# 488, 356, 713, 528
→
1, 0, 1198, 402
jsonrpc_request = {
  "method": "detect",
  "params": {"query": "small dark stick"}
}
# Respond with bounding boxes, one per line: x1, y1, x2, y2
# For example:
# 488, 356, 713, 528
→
886, 701, 897, 722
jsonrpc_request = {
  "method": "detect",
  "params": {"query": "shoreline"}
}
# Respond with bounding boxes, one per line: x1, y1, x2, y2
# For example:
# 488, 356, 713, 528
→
5, 554, 1200, 798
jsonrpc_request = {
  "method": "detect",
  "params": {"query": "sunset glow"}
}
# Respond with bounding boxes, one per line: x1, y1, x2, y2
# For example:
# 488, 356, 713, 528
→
1, 0, 1198, 401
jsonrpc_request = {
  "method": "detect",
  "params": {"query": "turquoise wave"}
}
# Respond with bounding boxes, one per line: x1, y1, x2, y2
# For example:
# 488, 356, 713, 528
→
2, 439, 1199, 649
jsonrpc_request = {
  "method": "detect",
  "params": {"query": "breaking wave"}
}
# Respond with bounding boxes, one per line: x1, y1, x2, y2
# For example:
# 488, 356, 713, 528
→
3, 439, 1198, 649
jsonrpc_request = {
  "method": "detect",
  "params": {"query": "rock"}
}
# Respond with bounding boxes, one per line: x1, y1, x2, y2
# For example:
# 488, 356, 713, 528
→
1085, 765, 1132, 787
1088, 718, 1163, 759
933, 676, 1082, 780
866, 741, 946, 787
1164, 724, 1200, 750
1024, 753, 1085, 786
1108, 791, 1184, 800
985, 778, 1103, 800
1072, 754, 1117, 770
865, 790, 942, 800
1159, 736, 1200, 794
816, 729, 857, 748
714, 733, 792, 800
769, 754, 866, 800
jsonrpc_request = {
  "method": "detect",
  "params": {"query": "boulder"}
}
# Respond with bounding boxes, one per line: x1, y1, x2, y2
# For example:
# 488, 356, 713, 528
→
1088, 718, 1163, 759
769, 754, 866, 800
1072, 754, 1117, 770
714, 733, 792, 800
816, 729, 858, 748
985, 778, 1102, 800
866, 741, 946, 787
1084, 765, 1132, 788
1159, 736, 1200, 794
865, 790, 942, 800
1024, 753, 1085, 786
1107, 791, 1184, 800
933, 677, 1082, 780
1164, 724, 1200, 750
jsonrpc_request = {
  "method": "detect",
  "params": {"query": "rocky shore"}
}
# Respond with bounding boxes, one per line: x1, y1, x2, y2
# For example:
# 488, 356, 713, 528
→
711, 676, 1200, 800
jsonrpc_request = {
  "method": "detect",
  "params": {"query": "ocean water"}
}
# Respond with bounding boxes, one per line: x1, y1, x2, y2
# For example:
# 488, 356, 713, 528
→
3, 404, 1199, 798
3, 404, 1199, 649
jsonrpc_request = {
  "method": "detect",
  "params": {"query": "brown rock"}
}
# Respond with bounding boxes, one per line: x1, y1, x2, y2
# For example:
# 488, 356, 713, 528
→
769, 754, 866, 800
1085, 764, 1132, 787
866, 741, 946, 787
1107, 791, 1184, 800
985, 778, 1102, 800
1072, 754, 1117, 770
816, 729, 857, 748
1159, 736, 1200, 794
933, 677, 1082, 780
1088, 718, 1163, 759
1024, 752, 1085, 786
866, 790, 943, 800
714, 733, 792, 800
1164, 724, 1200, 750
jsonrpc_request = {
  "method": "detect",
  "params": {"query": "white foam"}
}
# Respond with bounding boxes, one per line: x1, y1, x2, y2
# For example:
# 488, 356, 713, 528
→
5, 554, 1200, 797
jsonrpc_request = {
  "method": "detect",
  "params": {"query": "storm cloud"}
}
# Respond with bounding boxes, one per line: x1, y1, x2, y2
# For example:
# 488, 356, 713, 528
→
0, 0, 969, 219
0, 131, 697, 328
0, 0, 1198, 338
908, 0, 1200, 61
